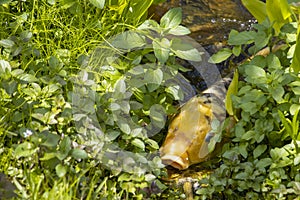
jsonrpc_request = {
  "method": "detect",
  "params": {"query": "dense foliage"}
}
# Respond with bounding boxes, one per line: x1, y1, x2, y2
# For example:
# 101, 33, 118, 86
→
198, 0, 300, 199
0, 0, 201, 199
1, 0, 300, 199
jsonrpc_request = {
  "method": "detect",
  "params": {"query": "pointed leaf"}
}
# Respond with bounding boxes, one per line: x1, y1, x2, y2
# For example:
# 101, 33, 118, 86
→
171, 39, 202, 61
209, 48, 232, 63
89, 0, 105, 9
160, 7, 182, 29
241, 0, 266, 23
226, 70, 239, 115
112, 31, 146, 50
153, 38, 170, 64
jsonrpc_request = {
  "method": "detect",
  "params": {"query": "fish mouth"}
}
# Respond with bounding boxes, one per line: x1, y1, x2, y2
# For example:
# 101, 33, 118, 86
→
161, 155, 189, 170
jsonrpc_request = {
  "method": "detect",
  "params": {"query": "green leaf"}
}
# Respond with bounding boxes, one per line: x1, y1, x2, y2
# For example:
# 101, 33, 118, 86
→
144, 68, 163, 92
209, 48, 232, 63
291, 27, 300, 73
150, 104, 166, 129
0, 60, 11, 73
0, 0, 13, 5
14, 142, 37, 158
114, 78, 126, 94
2, 80, 17, 95
165, 85, 184, 100
40, 132, 61, 148
55, 164, 67, 178
112, 31, 146, 50
145, 139, 159, 150
270, 86, 284, 103
89, 0, 105, 8
106, 130, 120, 141
226, 70, 239, 116
169, 25, 191, 35
241, 0, 267, 23
71, 149, 88, 159
0, 39, 15, 48
118, 121, 131, 134
266, 0, 292, 34
241, 130, 255, 141
57, 136, 71, 160
153, 38, 170, 64
118, 173, 131, 182
160, 7, 182, 29
40, 152, 57, 161
290, 104, 300, 115
244, 65, 267, 84
255, 158, 272, 169
131, 138, 145, 150
232, 45, 241, 56
267, 54, 282, 70
16, 73, 39, 83
228, 30, 256, 45
253, 144, 267, 158
239, 143, 248, 158
171, 39, 202, 61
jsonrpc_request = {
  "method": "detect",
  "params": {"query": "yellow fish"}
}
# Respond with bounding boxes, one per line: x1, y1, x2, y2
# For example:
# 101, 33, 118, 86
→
160, 82, 227, 170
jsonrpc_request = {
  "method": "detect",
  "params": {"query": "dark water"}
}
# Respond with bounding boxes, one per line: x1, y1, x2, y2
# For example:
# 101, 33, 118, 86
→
149, 0, 255, 45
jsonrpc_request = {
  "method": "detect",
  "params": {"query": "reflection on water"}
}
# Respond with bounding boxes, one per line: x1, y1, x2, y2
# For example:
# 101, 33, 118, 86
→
149, 0, 255, 45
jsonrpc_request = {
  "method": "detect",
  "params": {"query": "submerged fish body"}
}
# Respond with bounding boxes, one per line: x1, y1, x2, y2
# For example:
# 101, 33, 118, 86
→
160, 81, 228, 170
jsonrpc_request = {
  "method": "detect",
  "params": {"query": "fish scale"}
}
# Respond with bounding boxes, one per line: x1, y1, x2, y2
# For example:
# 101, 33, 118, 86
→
160, 77, 231, 170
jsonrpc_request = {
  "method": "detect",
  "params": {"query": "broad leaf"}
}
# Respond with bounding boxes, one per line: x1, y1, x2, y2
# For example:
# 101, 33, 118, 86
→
241, 0, 267, 23
228, 30, 256, 45
266, 0, 292, 34
153, 38, 170, 64
112, 31, 146, 50
171, 39, 202, 61
253, 144, 267, 158
160, 7, 182, 29
169, 25, 191, 35
131, 138, 145, 150
209, 48, 232, 63
89, 0, 105, 9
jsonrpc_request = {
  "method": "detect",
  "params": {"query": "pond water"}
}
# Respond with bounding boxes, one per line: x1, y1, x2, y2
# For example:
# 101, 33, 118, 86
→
149, 0, 255, 45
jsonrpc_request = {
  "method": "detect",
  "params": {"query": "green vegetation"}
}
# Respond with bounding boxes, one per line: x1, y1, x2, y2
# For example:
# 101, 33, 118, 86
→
1, 0, 300, 199
199, 0, 300, 199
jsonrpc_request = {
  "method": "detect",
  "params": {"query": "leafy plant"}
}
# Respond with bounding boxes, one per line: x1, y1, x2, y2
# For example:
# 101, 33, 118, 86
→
197, 0, 300, 198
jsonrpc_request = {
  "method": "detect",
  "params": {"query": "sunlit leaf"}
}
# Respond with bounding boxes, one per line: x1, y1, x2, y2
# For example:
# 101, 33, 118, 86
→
0, 39, 15, 48
171, 38, 202, 61
291, 27, 300, 73
112, 31, 146, 50
241, 0, 266, 23
253, 144, 267, 158
228, 30, 256, 45
71, 149, 88, 159
226, 70, 239, 116
209, 48, 232, 63
89, 0, 105, 9
169, 25, 190, 35
55, 164, 67, 178
131, 138, 145, 150
153, 38, 170, 64
0, 60, 11, 73
14, 142, 37, 158
160, 7, 182, 29
266, 0, 292, 34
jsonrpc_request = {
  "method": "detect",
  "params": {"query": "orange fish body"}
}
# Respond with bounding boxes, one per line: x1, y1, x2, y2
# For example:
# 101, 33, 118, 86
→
160, 81, 228, 170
